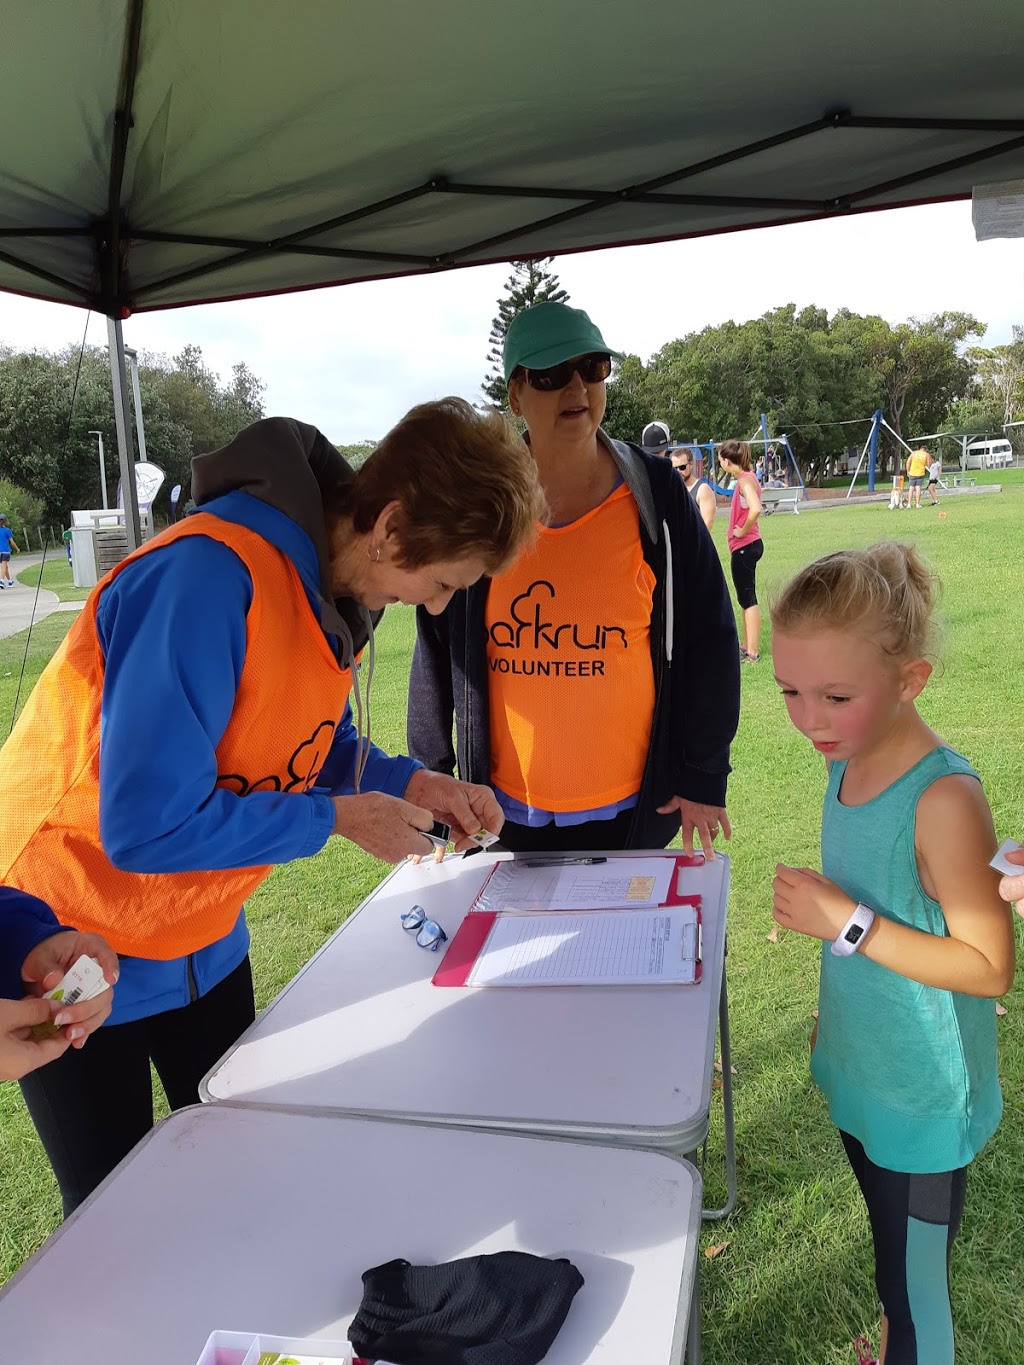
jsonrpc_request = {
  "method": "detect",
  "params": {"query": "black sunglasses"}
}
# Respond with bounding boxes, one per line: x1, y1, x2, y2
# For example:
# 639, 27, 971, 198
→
522, 353, 612, 391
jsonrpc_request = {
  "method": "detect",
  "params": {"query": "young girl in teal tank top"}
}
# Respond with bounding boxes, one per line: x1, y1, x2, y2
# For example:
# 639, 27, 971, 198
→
769, 541, 1014, 1365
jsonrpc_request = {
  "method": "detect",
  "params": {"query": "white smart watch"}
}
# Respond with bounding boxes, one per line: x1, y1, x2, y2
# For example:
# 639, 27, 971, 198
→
831, 903, 876, 957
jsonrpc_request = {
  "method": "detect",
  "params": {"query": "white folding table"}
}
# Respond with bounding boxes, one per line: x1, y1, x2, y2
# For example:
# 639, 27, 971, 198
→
0, 1105, 702, 1365
203, 850, 735, 1196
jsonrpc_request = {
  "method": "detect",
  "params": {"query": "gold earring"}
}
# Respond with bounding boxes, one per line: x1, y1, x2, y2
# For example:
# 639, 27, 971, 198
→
367, 543, 381, 563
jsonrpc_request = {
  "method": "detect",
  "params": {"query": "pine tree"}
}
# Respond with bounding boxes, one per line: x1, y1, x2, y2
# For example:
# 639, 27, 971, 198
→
482, 259, 569, 406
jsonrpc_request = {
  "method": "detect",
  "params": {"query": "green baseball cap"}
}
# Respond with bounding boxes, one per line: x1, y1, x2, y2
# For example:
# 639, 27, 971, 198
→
503, 301, 624, 381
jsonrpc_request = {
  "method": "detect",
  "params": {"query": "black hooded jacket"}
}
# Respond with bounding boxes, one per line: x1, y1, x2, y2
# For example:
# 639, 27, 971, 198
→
407, 436, 740, 847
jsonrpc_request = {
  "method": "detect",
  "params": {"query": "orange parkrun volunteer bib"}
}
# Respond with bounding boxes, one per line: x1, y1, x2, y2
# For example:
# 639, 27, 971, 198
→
0, 515, 352, 960
486, 483, 655, 812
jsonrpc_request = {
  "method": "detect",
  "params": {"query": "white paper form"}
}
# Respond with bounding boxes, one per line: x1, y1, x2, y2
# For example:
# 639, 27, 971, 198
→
474, 857, 675, 913
466, 907, 701, 987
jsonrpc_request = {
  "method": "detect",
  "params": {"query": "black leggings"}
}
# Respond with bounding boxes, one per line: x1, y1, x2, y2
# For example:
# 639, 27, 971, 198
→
840, 1130, 967, 1365
19, 957, 255, 1218
730, 539, 764, 610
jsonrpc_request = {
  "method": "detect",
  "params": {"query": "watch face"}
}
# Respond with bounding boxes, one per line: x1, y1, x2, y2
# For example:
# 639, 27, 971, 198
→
845, 924, 865, 945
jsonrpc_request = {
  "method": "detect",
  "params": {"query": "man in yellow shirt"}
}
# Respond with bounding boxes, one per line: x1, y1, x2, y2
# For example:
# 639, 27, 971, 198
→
905, 447, 930, 508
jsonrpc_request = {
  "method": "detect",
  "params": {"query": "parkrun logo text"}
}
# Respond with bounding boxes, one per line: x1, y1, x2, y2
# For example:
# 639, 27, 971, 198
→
488, 580, 626, 678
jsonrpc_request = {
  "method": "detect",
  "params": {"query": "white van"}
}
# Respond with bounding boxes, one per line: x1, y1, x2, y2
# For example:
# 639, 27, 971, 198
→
965, 438, 1012, 469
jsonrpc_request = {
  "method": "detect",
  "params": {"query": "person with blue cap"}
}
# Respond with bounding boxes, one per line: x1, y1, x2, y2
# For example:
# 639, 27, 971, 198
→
408, 301, 740, 857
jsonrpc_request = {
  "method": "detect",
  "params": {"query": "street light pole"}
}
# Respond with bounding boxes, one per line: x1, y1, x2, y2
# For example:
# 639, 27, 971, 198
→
88, 430, 108, 509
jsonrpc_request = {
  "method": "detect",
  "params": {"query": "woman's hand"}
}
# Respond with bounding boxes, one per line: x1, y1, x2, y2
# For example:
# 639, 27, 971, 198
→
0, 998, 71, 1080
997, 845, 1024, 914
403, 770, 504, 853
332, 792, 435, 862
772, 865, 857, 941
21, 930, 119, 1048
657, 797, 731, 861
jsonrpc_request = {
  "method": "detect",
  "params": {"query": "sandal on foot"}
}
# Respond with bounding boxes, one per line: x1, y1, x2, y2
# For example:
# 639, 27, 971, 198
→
854, 1337, 878, 1365
742, 652, 761, 665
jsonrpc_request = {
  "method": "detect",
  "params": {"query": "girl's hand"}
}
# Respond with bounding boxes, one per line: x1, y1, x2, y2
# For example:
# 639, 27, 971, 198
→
772, 864, 857, 942
997, 845, 1024, 914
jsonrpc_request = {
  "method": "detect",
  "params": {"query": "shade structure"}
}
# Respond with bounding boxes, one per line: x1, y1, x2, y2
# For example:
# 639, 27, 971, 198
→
2, 0, 1024, 316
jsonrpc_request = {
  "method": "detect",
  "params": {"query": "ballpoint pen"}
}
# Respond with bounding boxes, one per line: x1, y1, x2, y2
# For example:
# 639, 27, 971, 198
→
522, 856, 608, 868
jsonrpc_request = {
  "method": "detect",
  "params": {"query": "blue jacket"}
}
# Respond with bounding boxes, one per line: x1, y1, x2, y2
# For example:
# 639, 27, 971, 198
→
0, 886, 61, 1000
94, 487, 420, 1024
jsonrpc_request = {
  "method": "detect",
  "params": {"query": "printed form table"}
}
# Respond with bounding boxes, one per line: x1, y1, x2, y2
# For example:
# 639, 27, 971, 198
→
0, 1105, 701, 1365
204, 850, 735, 1191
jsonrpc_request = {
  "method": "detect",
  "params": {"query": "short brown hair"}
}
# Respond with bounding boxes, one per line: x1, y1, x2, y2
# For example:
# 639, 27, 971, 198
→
719, 439, 753, 471
771, 541, 938, 659
329, 397, 545, 574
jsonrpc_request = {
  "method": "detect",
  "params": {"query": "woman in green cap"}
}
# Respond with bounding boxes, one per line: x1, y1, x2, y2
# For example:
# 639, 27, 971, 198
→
408, 301, 739, 856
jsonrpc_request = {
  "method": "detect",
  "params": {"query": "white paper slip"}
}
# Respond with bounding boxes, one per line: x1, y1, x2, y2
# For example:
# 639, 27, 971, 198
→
473, 856, 675, 913
466, 906, 702, 987
990, 838, 1024, 877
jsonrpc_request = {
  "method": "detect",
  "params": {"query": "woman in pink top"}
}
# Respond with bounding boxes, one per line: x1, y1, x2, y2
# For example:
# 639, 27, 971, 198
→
720, 439, 764, 663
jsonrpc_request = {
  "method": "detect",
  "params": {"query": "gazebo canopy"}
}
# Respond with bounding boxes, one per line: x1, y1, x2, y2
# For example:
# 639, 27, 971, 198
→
2, 0, 1023, 317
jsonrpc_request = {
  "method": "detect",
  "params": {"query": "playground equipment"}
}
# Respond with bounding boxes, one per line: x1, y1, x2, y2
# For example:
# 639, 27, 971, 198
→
677, 415, 807, 501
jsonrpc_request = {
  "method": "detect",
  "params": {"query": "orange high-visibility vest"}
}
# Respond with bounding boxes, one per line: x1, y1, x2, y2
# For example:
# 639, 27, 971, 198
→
0, 515, 351, 959
485, 484, 655, 811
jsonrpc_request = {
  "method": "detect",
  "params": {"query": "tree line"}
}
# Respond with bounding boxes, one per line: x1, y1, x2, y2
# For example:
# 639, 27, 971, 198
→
484, 260, 1024, 481
0, 343, 266, 523
2, 269, 1021, 528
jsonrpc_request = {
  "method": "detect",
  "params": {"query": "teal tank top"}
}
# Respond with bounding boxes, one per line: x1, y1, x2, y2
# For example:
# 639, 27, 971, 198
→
811, 745, 1001, 1172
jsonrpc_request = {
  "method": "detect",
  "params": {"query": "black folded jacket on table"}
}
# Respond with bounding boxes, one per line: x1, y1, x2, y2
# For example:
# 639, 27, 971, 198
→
348, 1250, 585, 1365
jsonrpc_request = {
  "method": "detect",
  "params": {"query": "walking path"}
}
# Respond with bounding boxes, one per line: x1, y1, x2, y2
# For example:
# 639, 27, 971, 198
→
0, 552, 84, 641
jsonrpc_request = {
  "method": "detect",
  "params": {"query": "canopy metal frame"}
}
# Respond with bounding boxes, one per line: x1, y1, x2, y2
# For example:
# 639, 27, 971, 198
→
4, 0, 1024, 547
5, 108, 1024, 318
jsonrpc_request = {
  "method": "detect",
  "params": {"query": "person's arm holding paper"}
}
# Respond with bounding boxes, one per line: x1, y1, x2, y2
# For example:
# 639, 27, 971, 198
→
992, 839, 1024, 912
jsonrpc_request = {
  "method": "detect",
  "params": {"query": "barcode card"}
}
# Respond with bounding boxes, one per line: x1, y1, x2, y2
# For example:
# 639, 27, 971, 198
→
44, 955, 108, 1006
31, 955, 109, 1038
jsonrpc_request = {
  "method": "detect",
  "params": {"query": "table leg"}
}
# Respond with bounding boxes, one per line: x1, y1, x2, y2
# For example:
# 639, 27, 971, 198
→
686, 1267, 702, 1364
701, 968, 737, 1220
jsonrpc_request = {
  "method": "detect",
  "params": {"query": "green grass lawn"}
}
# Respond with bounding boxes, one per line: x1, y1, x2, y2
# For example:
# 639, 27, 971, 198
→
16, 557, 92, 601
1, 490, 1023, 1361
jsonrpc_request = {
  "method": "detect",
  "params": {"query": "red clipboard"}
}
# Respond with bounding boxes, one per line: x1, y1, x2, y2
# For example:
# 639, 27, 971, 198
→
432, 912, 499, 987
433, 888, 704, 988
664, 853, 705, 903
469, 851, 706, 913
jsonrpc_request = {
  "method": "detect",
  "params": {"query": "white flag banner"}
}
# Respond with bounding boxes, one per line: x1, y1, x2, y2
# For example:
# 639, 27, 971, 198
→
973, 180, 1024, 241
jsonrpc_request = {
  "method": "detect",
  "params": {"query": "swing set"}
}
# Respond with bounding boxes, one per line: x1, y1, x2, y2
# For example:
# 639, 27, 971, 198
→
669, 414, 806, 500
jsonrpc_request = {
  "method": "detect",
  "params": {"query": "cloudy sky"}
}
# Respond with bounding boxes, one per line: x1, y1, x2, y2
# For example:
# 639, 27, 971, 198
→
1, 200, 1022, 444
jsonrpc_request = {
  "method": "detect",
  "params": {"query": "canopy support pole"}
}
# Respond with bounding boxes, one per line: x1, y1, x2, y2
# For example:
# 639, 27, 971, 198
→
107, 315, 142, 552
